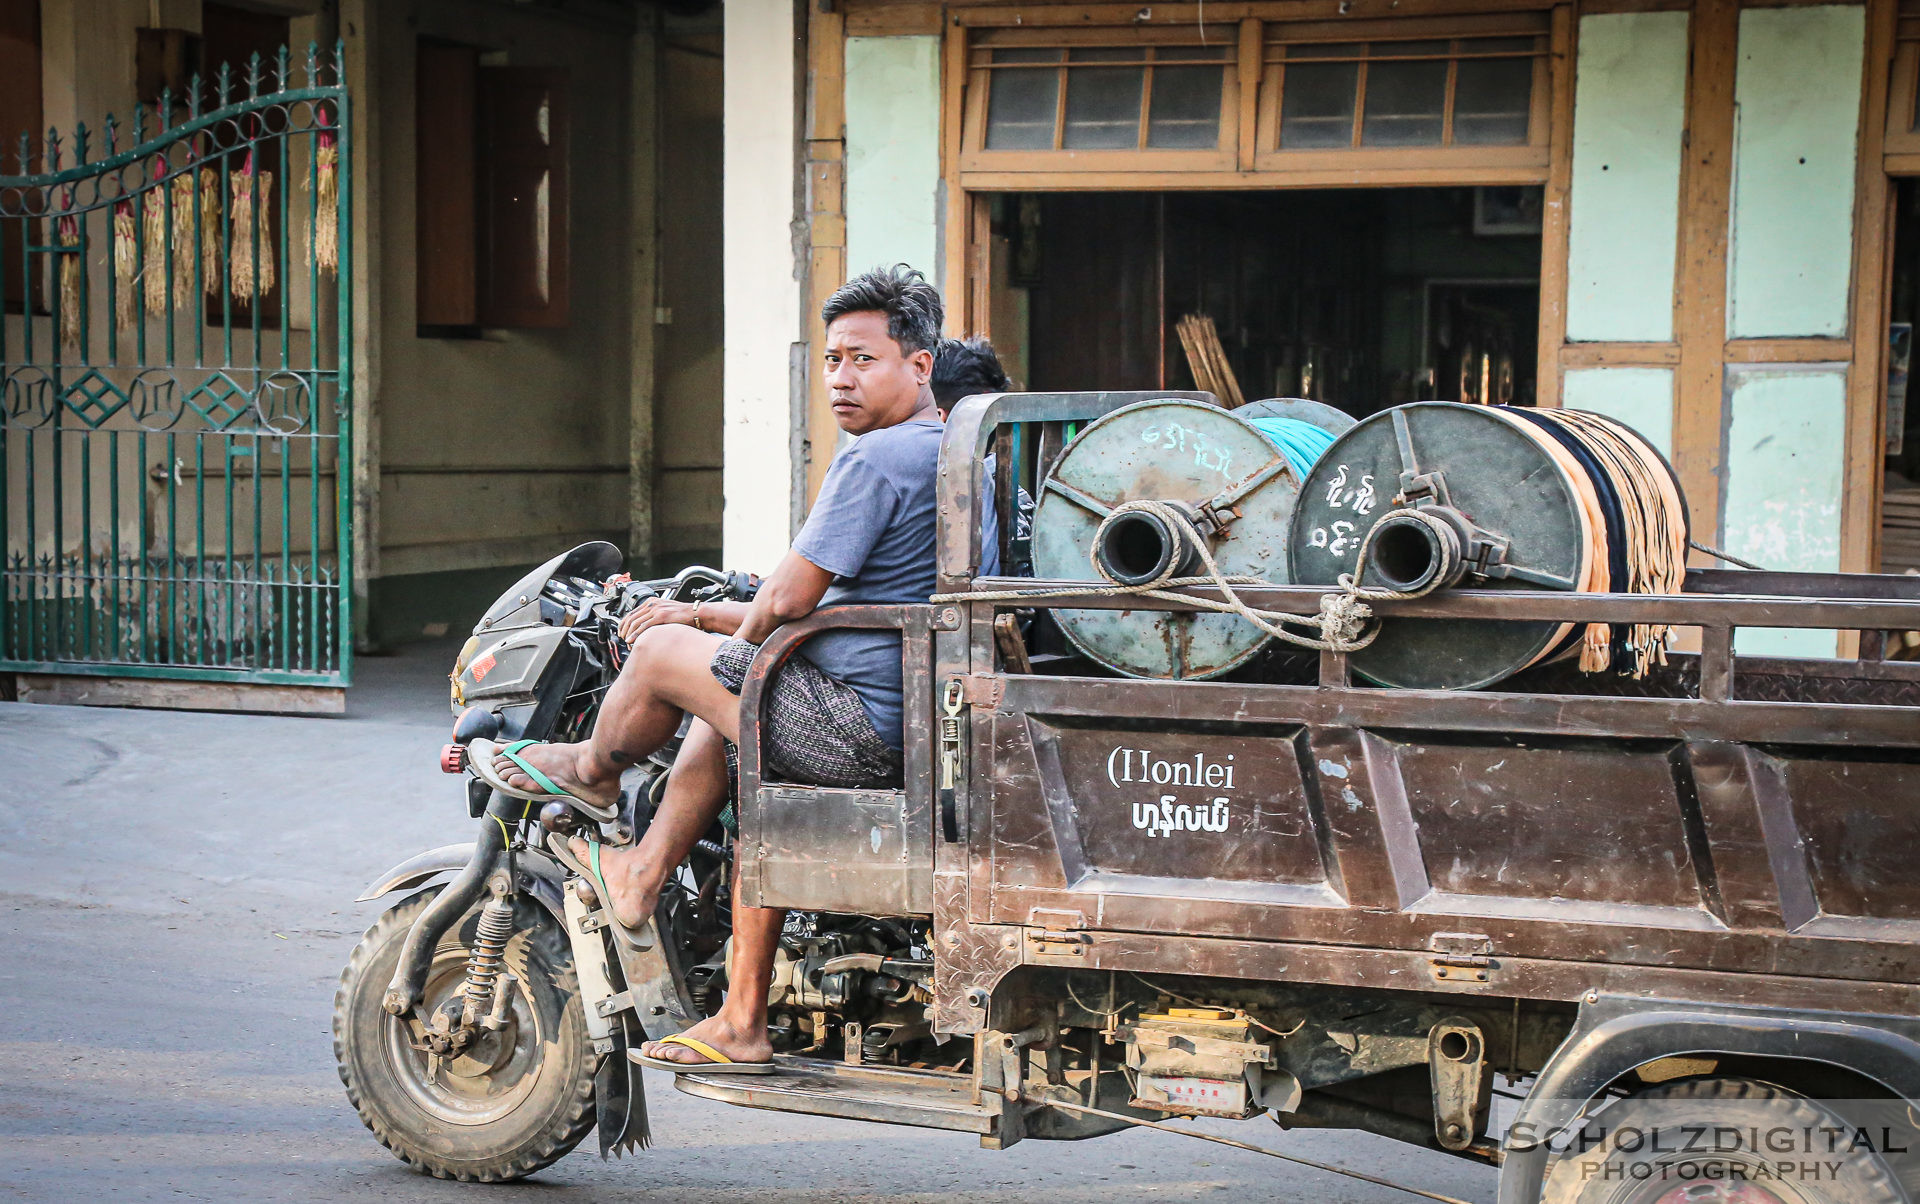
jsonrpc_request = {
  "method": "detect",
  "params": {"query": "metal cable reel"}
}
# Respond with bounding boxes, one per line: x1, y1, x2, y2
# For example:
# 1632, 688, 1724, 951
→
1287, 402, 1688, 691
1031, 397, 1353, 680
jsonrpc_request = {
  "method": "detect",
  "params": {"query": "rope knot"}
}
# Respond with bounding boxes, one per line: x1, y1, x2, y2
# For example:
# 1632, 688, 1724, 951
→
1316, 592, 1376, 651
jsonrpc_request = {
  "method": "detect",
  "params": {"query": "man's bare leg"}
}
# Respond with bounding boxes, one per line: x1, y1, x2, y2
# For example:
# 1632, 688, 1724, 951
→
641, 874, 783, 1067
492, 625, 740, 807
568, 718, 730, 931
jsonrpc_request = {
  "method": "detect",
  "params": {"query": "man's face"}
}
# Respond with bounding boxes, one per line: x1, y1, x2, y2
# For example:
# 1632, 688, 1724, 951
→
823, 311, 933, 435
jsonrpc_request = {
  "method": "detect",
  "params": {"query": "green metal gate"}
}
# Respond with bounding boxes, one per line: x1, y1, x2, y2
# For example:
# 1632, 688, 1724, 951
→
0, 46, 351, 688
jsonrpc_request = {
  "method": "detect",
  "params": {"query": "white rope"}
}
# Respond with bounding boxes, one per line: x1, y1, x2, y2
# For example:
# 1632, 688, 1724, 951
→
932, 500, 1451, 655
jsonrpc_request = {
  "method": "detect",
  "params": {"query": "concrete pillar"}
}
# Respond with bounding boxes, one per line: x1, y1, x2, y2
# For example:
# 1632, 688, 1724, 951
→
722, 0, 806, 571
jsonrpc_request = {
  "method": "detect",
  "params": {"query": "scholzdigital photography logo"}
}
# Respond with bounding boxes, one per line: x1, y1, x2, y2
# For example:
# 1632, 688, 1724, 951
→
1513, 1087, 1920, 1201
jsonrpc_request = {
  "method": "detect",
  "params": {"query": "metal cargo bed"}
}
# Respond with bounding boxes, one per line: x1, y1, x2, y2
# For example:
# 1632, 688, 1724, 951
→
920, 392, 1920, 1035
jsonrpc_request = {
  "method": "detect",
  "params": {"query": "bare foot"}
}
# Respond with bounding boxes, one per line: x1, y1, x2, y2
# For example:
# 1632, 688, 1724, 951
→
641, 1013, 773, 1067
568, 836, 661, 932
492, 742, 620, 810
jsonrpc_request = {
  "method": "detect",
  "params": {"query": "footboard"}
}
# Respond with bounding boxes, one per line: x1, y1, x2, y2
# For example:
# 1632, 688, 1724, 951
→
735, 604, 937, 916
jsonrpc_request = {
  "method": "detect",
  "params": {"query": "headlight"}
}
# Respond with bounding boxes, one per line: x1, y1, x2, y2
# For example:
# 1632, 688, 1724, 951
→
450, 635, 480, 713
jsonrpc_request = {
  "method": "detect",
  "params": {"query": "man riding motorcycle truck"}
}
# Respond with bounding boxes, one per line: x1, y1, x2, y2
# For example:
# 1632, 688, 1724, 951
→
468, 264, 986, 1074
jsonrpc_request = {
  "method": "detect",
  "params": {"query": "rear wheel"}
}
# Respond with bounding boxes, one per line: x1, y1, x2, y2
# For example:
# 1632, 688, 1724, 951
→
333, 888, 597, 1181
1542, 1078, 1907, 1204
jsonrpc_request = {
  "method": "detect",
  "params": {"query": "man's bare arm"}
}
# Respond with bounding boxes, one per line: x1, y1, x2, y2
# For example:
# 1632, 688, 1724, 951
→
734, 551, 834, 644
617, 551, 834, 644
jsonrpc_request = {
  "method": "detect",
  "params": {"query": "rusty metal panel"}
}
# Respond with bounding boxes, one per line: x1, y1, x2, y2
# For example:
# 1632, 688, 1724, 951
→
750, 786, 929, 916
1020, 719, 1342, 905
1389, 736, 1717, 925
971, 673, 1920, 989
1779, 753, 1920, 939
737, 603, 935, 917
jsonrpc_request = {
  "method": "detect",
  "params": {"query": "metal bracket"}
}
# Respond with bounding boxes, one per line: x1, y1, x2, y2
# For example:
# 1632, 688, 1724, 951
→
1427, 932, 1493, 984
595, 989, 637, 1018
960, 674, 1006, 710
1429, 1019, 1488, 1151
1026, 929, 1090, 959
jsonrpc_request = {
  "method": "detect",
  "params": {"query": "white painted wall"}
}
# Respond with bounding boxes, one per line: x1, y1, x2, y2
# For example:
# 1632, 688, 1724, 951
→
723, 0, 804, 572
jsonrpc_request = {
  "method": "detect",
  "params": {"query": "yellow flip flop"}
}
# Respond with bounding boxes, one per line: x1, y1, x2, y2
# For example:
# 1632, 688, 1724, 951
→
631, 1034, 775, 1075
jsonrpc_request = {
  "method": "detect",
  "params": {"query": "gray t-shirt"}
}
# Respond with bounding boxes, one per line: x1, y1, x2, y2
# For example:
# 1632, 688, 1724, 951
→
791, 418, 998, 749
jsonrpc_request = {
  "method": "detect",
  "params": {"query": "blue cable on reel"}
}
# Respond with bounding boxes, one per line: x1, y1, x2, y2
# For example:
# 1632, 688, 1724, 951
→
1246, 416, 1339, 482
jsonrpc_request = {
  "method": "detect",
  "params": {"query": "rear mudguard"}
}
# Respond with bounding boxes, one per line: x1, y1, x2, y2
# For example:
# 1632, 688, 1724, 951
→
1497, 994, 1920, 1204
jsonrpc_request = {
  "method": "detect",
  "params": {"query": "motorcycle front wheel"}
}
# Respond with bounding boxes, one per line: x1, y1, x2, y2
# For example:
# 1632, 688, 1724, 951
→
333, 887, 597, 1181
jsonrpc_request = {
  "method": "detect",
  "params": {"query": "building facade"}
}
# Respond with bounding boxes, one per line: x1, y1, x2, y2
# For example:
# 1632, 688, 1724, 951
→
2, 0, 1909, 702
724, 0, 1916, 658
2, 0, 726, 690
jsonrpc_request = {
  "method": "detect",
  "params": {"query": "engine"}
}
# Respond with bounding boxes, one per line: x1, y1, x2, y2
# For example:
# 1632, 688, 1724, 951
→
760, 915, 937, 1063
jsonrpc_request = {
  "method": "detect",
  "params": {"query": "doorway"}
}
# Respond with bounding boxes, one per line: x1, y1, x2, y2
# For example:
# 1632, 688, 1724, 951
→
990, 187, 1544, 419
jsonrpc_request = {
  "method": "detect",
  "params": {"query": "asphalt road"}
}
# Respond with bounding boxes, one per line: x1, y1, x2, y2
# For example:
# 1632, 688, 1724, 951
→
0, 640, 1497, 1203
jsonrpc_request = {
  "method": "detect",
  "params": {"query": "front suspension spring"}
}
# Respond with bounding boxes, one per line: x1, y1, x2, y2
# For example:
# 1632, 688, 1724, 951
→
462, 895, 516, 1022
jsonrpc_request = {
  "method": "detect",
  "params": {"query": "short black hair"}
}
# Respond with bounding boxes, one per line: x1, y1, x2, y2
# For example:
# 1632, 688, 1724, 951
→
820, 264, 944, 357
931, 337, 1011, 411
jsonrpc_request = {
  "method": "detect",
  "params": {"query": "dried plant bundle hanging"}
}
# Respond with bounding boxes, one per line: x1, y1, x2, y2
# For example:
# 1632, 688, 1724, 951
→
141, 174, 167, 317
230, 156, 256, 298
199, 166, 223, 288
229, 153, 276, 298
256, 169, 275, 295
57, 210, 81, 351
170, 171, 197, 306
113, 198, 138, 331
311, 127, 338, 277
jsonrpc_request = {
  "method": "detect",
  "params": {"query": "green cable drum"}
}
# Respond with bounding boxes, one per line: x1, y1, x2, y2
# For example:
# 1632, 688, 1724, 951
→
1287, 402, 1686, 691
1031, 397, 1351, 680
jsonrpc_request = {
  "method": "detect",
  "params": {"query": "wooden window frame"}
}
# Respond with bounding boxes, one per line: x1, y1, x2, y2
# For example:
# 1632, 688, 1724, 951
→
953, 9, 1554, 190
413, 41, 571, 333
1253, 15, 1551, 178
961, 26, 1243, 175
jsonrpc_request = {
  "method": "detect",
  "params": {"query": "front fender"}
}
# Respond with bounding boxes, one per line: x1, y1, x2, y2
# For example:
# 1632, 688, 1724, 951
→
356, 841, 567, 922
357, 843, 477, 902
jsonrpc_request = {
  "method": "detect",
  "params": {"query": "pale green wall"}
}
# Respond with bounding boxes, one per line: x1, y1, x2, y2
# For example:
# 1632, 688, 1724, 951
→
1562, 368, 1674, 456
845, 35, 942, 280
1724, 367, 1847, 658
1726, 6, 1863, 339
1565, 11, 1689, 343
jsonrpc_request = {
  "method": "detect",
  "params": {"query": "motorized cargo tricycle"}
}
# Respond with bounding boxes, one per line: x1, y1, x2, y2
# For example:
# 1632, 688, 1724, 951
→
337, 390, 1920, 1203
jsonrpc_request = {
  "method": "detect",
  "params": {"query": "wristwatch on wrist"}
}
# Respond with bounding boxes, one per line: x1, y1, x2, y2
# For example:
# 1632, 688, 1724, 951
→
692, 600, 705, 632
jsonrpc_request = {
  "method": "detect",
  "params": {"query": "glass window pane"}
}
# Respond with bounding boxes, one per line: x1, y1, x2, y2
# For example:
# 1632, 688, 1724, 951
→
1070, 46, 1147, 63
1361, 57, 1448, 146
1147, 64, 1224, 148
1453, 56, 1533, 145
1063, 63, 1145, 149
985, 51, 1061, 150
1280, 60, 1358, 148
